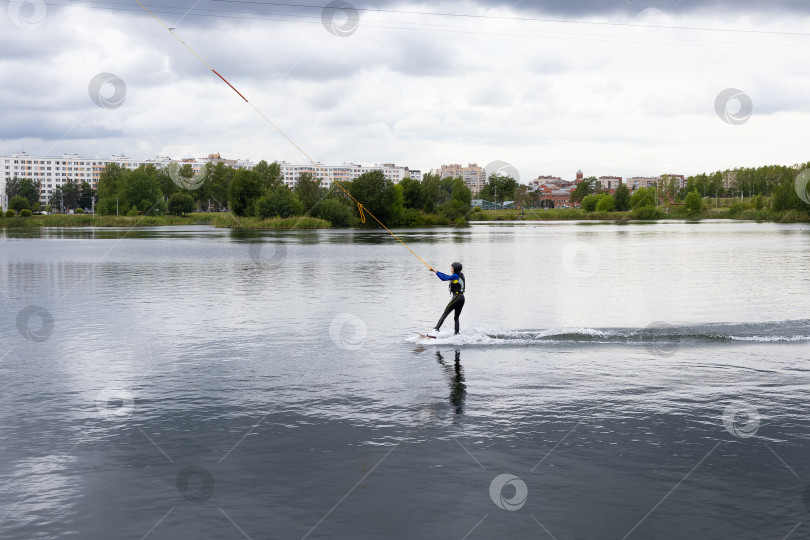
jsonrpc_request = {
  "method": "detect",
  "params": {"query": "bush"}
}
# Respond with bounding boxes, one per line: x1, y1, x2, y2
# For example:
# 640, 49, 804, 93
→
168, 192, 195, 216
752, 194, 764, 210
312, 198, 352, 227
632, 206, 664, 220
401, 207, 423, 226
439, 199, 471, 222
254, 187, 303, 219
19, 209, 32, 218
726, 201, 748, 218
595, 195, 615, 212
4, 209, 15, 218
74, 208, 85, 214
96, 198, 118, 216
9, 195, 31, 212
473, 206, 482, 213
581, 194, 600, 212
630, 187, 655, 209
684, 190, 704, 218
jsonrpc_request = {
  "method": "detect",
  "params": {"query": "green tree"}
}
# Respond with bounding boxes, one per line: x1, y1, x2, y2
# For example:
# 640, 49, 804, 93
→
118, 166, 164, 215
18, 177, 41, 207
684, 190, 703, 217
4, 177, 21, 199
50, 186, 64, 213
570, 177, 597, 203
348, 170, 404, 225
294, 172, 322, 212
481, 174, 517, 205
254, 186, 303, 218
168, 192, 195, 215
439, 199, 470, 222
157, 168, 179, 200
614, 183, 631, 211
772, 179, 810, 212
9, 195, 31, 212
630, 187, 655, 209
254, 160, 282, 191
451, 178, 472, 206
228, 168, 263, 217
313, 198, 352, 227
78, 181, 95, 210
59, 179, 81, 210
399, 177, 423, 209
581, 194, 600, 212
97, 163, 125, 200
596, 194, 615, 212
201, 162, 233, 211
96, 198, 118, 216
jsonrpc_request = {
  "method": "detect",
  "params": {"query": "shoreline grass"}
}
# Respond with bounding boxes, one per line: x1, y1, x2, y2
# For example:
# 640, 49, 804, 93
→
469, 207, 810, 223
2, 208, 808, 229
211, 214, 330, 229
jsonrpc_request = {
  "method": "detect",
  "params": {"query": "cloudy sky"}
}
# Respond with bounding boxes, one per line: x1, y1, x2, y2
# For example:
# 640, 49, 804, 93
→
0, 0, 808, 181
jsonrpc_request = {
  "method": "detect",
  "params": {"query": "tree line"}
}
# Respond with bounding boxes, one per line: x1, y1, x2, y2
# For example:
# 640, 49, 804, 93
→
88, 162, 477, 225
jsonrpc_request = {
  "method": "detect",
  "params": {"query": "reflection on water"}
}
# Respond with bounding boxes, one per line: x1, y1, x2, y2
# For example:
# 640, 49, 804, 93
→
435, 350, 466, 414
2, 222, 810, 540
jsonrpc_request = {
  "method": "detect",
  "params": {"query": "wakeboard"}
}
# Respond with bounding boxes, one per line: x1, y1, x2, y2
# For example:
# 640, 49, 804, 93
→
415, 332, 437, 339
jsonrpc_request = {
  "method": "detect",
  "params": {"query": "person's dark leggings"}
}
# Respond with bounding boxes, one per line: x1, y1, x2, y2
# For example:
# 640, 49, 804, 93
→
435, 293, 465, 334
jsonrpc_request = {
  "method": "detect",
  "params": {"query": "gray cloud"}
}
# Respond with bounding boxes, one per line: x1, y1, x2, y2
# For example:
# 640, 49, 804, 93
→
36, 0, 810, 31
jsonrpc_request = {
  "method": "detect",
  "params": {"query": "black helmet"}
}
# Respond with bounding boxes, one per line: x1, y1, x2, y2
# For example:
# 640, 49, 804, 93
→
451, 262, 462, 273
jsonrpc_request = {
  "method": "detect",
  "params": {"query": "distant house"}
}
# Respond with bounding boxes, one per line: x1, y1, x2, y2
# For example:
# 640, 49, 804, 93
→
471, 199, 497, 210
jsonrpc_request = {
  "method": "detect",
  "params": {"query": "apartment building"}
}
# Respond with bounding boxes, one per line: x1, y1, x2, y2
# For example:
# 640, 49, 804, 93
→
439, 163, 486, 193
278, 162, 411, 188
598, 176, 623, 190
1, 152, 256, 205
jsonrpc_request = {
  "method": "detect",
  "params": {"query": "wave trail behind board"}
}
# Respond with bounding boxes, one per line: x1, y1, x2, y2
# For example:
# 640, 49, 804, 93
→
406, 320, 810, 347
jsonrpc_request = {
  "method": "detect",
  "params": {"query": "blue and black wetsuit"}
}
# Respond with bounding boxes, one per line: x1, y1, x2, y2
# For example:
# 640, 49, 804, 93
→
434, 271, 465, 334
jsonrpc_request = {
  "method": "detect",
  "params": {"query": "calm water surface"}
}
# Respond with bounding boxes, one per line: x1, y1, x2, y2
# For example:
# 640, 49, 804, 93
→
1, 221, 809, 539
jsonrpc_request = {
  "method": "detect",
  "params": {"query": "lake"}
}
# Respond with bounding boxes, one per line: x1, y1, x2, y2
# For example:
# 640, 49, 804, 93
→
2, 221, 810, 539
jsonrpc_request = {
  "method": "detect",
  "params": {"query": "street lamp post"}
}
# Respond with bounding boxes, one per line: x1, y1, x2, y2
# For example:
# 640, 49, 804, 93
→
116, 198, 119, 216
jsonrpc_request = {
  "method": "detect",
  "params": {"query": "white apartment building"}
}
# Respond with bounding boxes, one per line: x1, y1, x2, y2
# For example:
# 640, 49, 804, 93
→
1, 152, 256, 206
278, 162, 411, 189
626, 177, 658, 190
439, 163, 486, 193
625, 175, 686, 191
